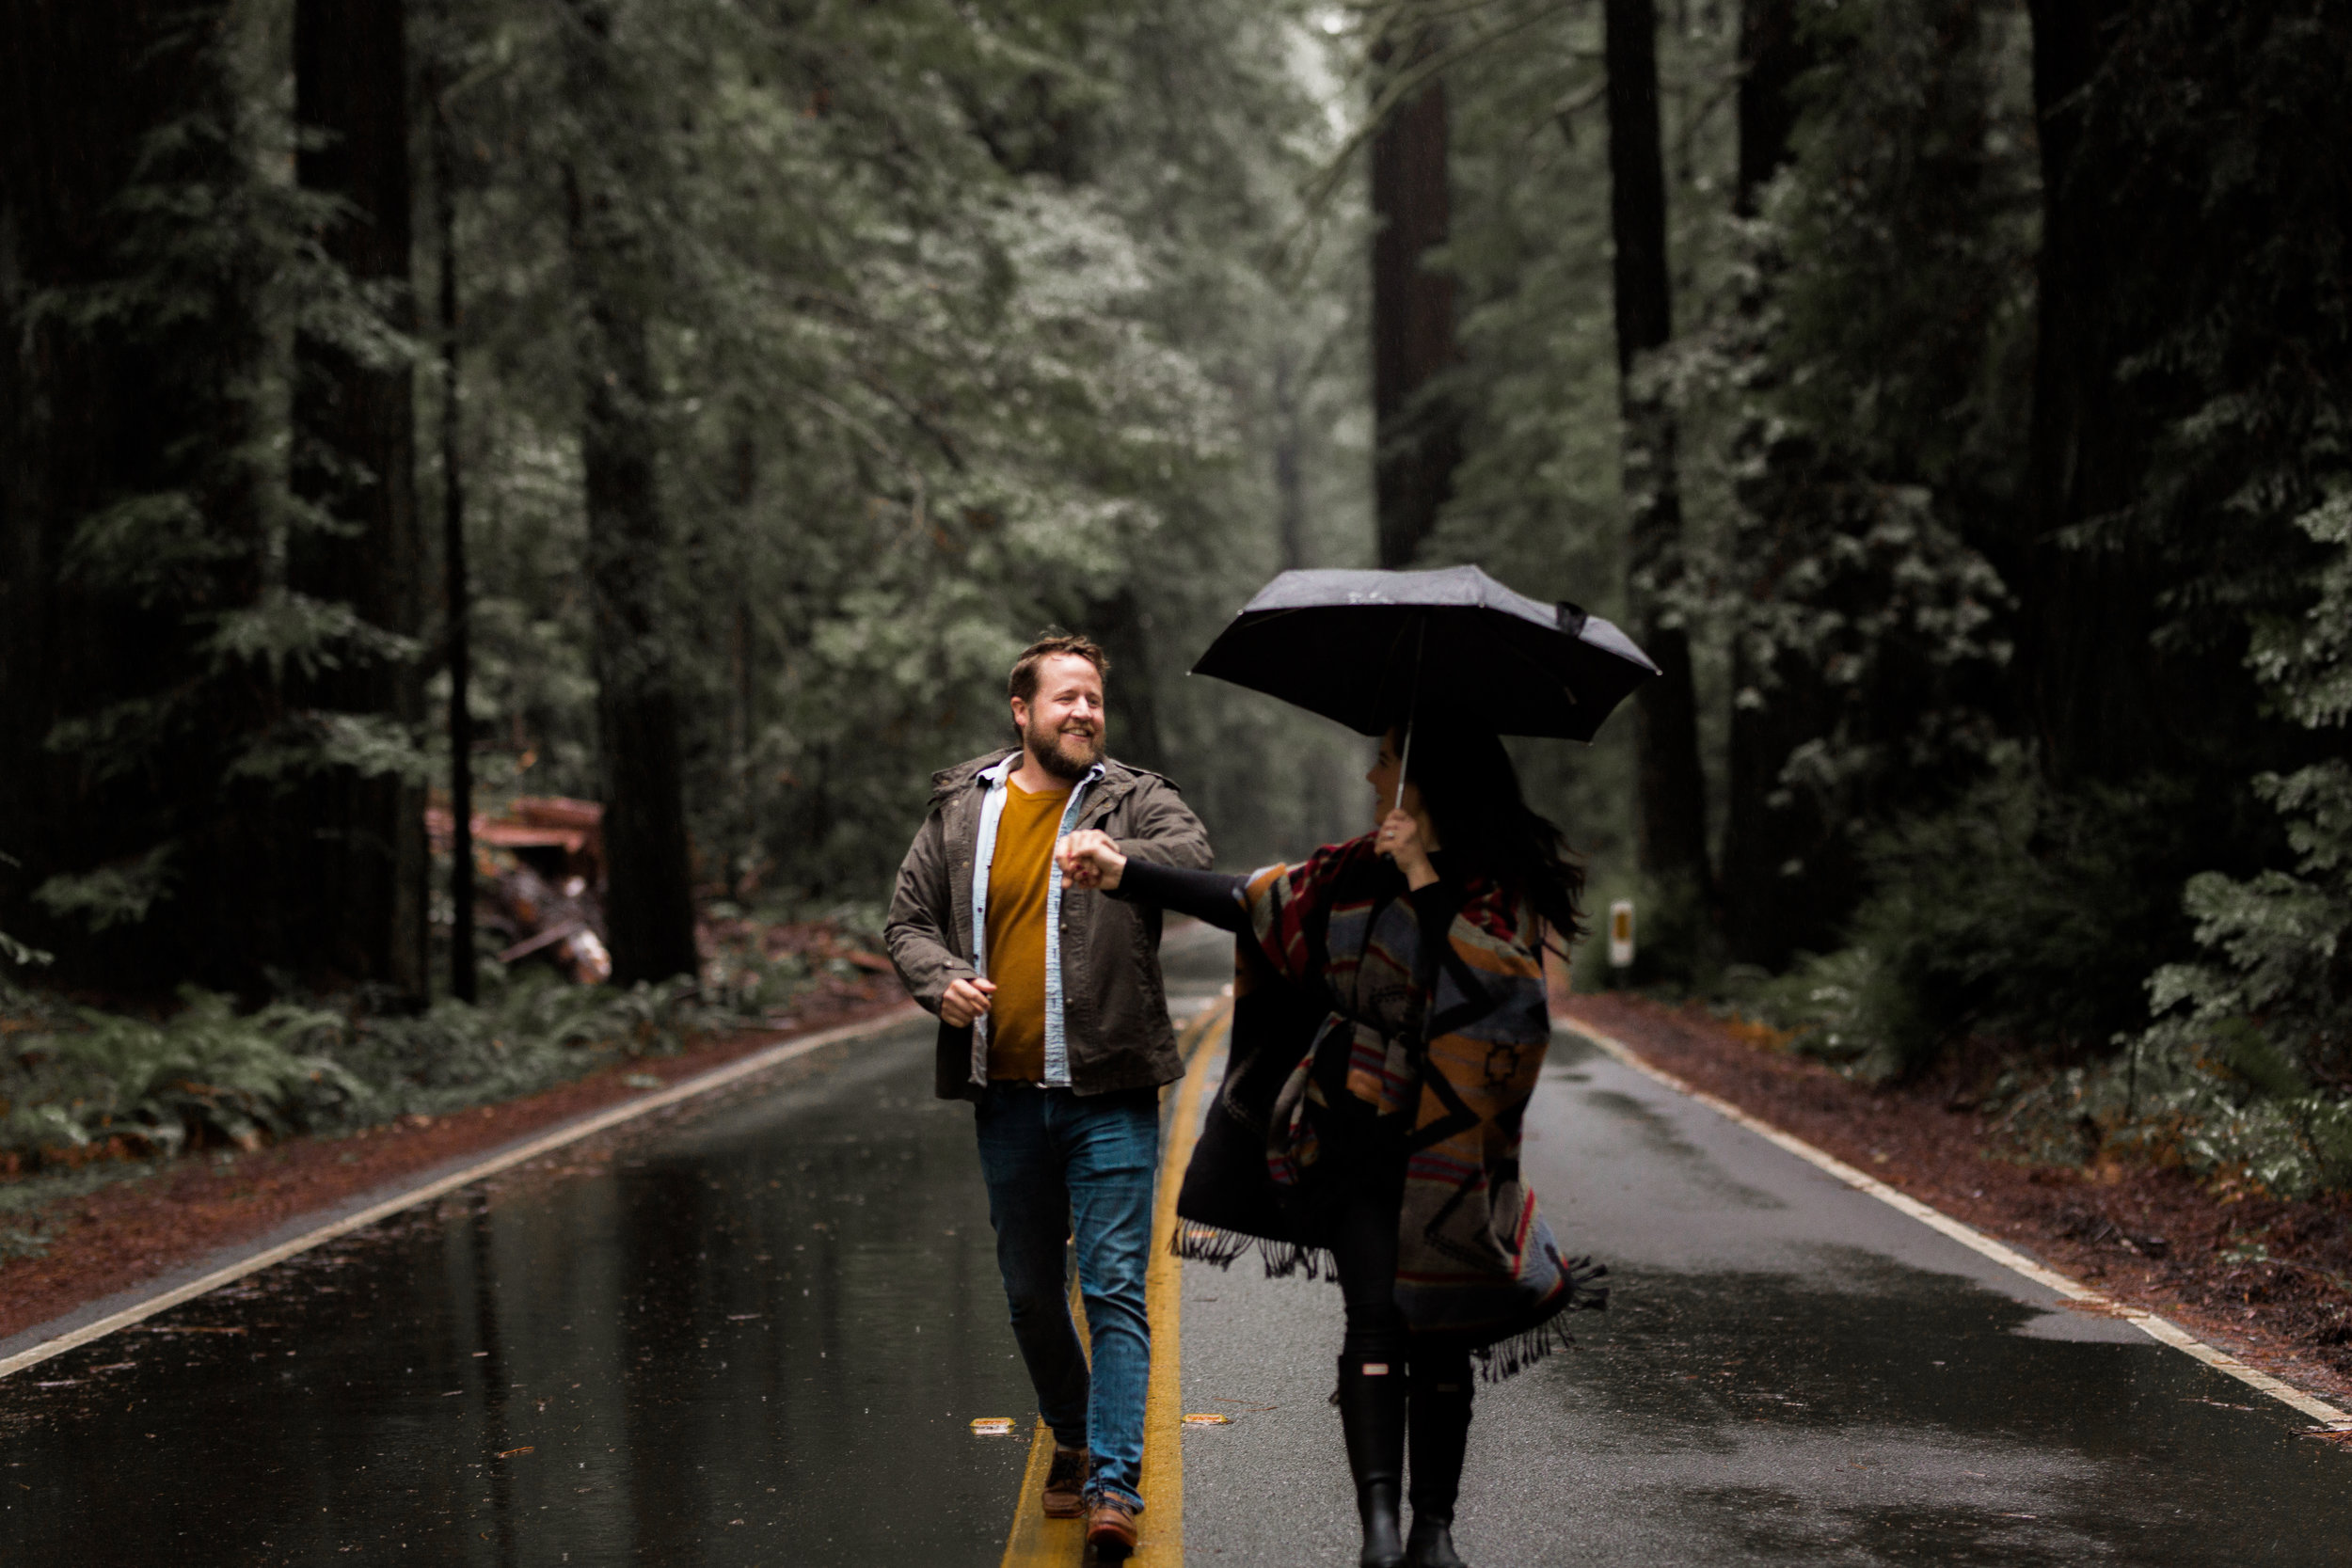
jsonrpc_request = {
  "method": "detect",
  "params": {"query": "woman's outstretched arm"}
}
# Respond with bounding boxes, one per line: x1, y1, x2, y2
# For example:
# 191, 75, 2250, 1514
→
1058, 828, 1250, 931
1112, 857, 1250, 932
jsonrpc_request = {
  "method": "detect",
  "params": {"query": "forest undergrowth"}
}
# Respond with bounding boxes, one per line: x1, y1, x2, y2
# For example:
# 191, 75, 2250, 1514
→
0, 911, 880, 1259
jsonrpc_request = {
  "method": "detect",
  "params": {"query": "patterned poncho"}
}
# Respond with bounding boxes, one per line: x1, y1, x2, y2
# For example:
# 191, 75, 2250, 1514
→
1172, 833, 1605, 1376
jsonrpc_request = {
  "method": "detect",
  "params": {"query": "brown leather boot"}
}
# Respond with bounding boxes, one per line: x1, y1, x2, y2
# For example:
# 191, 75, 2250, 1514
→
1087, 1491, 1140, 1557
1042, 1446, 1090, 1518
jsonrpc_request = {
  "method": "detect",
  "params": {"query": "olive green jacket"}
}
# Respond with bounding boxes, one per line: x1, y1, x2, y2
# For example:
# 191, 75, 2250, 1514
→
885, 748, 1212, 1100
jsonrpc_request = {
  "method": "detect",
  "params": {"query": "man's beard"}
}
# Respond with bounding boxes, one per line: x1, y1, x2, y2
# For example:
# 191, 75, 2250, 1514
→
1027, 719, 1103, 783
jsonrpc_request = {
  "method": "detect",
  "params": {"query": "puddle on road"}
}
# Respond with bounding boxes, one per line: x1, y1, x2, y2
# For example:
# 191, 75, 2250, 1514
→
1502, 1262, 2352, 1565
0, 1021, 1036, 1566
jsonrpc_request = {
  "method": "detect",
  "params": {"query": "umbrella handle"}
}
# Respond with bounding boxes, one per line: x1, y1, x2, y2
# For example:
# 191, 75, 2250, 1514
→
1390, 615, 1424, 820
1393, 719, 1412, 817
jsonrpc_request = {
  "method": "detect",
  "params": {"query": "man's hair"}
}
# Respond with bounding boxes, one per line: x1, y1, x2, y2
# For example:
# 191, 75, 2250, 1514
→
1009, 632, 1110, 705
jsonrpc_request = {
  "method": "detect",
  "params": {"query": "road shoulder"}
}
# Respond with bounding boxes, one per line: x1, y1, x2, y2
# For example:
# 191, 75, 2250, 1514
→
1559, 990, 2352, 1422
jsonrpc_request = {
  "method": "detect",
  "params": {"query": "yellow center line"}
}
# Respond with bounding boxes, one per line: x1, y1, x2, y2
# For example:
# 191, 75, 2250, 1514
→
999, 999, 1232, 1568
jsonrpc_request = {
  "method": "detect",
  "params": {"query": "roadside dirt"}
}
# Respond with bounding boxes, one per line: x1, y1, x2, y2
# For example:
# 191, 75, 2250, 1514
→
1558, 991, 2352, 1416
0, 979, 910, 1346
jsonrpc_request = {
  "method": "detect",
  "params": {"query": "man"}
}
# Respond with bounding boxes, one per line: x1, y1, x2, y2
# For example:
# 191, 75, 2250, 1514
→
885, 633, 1211, 1554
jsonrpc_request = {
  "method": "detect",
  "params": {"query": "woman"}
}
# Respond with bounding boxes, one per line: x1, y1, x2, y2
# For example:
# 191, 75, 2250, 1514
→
1057, 719, 1605, 1568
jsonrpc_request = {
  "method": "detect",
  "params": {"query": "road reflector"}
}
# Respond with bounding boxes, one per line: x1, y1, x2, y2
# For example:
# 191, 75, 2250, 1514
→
969, 1417, 1016, 1435
1607, 900, 1635, 968
1182, 1413, 1232, 1425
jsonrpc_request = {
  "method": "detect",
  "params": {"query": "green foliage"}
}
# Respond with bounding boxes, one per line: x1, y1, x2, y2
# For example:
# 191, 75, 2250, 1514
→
0, 960, 799, 1168
311, 970, 715, 1122
2086, 1, 2352, 696
2127, 489, 2352, 1175
1976, 1041, 2352, 1200
1688, 0, 2029, 885
1750, 761, 2212, 1076
418, 0, 1371, 900
1724, 945, 1908, 1074
1771, 0, 2038, 503
33, 847, 177, 935
0, 854, 54, 973
0, 987, 367, 1158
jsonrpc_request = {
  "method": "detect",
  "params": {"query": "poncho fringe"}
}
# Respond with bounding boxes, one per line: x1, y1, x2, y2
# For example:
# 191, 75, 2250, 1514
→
1170, 1220, 1340, 1280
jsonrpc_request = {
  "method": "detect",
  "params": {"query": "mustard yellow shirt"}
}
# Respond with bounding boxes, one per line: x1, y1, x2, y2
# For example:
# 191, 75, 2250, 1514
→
983, 779, 1070, 1081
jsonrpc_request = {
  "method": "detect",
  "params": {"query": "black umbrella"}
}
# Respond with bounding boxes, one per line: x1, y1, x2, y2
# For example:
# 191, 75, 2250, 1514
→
1190, 565, 1658, 806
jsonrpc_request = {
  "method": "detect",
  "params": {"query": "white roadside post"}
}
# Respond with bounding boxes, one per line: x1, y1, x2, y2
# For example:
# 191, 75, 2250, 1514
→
1607, 900, 1635, 970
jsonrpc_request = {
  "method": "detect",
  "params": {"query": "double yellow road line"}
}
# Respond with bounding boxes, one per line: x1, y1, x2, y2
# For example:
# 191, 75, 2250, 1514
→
999, 998, 1231, 1568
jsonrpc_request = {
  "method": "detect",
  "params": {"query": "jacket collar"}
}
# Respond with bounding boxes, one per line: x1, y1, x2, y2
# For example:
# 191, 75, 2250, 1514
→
931, 746, 1139, 808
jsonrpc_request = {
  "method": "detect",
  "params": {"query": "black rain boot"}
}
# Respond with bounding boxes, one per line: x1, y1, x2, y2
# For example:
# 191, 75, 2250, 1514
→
1337, 1354, 1407, 1568
1405, 1368, 1472, 1568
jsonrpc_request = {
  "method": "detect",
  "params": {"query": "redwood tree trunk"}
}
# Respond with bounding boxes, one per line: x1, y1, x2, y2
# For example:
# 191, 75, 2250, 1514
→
1720, 0, 1831, 967
2022, 0, 2155, 785
564, 0, 699, 985
1604, 0, 1713, 911
290, 0, 427, 998
430, 39, 476, 1004
1370, 33, 1462, 570
1734, 0, 1808, 218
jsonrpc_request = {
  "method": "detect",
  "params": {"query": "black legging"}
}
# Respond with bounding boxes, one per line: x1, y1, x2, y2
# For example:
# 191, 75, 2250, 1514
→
1330, 1156, 1473, 1389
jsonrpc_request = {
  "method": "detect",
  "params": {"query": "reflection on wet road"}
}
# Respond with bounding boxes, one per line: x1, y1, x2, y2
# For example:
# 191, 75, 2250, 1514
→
1, 1020, 1034, 1565
1499, 1035, 2352, 1563
1179, 1029, 2352, 1568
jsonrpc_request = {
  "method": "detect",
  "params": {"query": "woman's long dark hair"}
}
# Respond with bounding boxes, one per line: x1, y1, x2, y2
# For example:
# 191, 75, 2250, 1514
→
1399, 717, 1588, 951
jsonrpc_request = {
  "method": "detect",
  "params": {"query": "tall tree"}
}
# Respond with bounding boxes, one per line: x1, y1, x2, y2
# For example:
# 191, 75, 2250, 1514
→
427, 10, 476, 1003
1734, 0, 1808, 218
1719, 0, 1830, 967
1603, 0, 1713, 918
1370, 27, 1463, 570
0, 0, 276, 990
2020, 0, 2151, 784
561, 0, 698, 984
289, 0, 427, 997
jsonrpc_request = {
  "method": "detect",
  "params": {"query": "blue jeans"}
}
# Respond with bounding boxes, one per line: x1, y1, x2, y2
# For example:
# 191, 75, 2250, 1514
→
974, 1082, 1160, 1505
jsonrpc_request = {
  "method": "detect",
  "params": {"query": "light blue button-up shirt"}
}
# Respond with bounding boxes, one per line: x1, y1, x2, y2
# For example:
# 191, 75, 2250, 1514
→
967, 754, 1104, 1087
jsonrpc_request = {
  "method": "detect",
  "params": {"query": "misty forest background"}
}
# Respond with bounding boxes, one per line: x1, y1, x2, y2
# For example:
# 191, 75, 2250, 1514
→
3, 0, 2349, 1197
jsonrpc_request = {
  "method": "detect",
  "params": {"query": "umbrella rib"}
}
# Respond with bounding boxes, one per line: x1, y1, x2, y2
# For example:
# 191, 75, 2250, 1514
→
1502, 638, 1581, 705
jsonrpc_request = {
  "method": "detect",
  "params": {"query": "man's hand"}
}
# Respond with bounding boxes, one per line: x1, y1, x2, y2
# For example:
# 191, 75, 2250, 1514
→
941, 976, 996, 1028
1057, 829, 1128, 891
1376, 809, 1438, 892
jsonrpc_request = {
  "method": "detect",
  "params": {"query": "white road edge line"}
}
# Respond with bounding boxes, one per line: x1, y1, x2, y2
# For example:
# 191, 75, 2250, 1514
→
0, 1002, 925, 1382
1565, 1019, 2352, 1433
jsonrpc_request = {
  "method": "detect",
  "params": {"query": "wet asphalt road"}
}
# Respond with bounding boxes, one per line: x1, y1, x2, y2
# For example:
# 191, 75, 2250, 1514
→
1179, 1027, 2352, 1567
8, 945, 2352, 1566
0, 1019, 1039, 1565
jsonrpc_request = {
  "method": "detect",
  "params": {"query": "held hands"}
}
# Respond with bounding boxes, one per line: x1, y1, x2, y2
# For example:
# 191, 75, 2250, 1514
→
940, 976, 995, 1028
1376, 809, 1438, 891
1057, 829, 1128, 891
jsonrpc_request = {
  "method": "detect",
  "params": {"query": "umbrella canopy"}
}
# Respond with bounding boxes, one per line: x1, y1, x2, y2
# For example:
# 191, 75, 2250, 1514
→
1189, 565, 1657, 742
